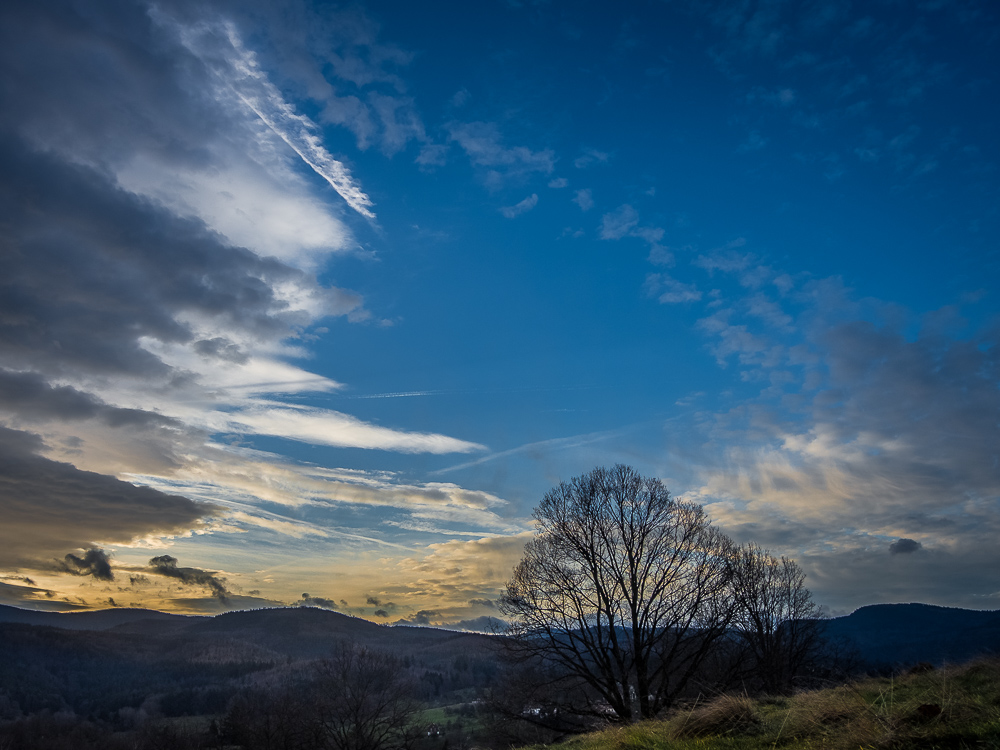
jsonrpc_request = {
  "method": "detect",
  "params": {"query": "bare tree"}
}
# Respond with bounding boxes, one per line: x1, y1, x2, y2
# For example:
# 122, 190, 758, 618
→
729, 543, 822, 694
223, 684, 311, 750
500, 465, 736, 722
312, 643, 417, 750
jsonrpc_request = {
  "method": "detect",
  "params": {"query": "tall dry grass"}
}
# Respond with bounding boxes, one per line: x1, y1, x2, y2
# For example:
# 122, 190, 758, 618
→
530, 657, 1000, 750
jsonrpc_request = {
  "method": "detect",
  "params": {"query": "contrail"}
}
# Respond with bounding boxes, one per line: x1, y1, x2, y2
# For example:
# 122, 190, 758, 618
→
430, 427, 629, 475
167, 15, 375, 218
351, 390, 443, 399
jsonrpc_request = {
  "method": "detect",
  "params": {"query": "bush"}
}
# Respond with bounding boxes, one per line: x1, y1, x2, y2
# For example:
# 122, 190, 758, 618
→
670, 694, 762, 739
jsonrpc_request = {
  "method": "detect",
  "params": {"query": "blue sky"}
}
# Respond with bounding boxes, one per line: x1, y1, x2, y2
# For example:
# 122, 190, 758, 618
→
0, 0, 998, 622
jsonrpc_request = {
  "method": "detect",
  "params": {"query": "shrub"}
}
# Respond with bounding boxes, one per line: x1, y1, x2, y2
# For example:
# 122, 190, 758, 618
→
670, 694, 762, 739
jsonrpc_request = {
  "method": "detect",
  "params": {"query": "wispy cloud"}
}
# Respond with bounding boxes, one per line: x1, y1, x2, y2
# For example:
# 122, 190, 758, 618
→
499, 193, 539, 218
574, 147, 610, 168
644, 273, 702, 303
220, 404, 485, 453
573, 188, 594, 211
447, 121, 554, 188
600, 204, 672, 263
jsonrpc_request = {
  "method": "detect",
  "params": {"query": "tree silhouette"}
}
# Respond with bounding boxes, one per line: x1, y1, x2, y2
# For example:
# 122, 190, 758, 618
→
500, 465, 736, 722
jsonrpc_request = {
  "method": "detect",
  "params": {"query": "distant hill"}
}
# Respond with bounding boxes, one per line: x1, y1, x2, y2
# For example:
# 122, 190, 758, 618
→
4, 600, 997, 676
0, 603, 199, 631
821, 603, 1000, 667
0, 602, 495, 646
0, 603, 495, 660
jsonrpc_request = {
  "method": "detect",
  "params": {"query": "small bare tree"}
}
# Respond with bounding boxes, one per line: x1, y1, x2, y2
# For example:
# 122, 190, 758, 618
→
500, 465, 737, 722
729, 543, 822, 694
312, 643, 417, 750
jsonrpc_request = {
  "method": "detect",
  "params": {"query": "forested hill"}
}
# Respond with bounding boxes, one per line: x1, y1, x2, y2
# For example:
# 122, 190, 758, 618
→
0, 603, 494, 657
0, 604, 500, 724
3, 600, 999, 667
821, 602, 1000, 667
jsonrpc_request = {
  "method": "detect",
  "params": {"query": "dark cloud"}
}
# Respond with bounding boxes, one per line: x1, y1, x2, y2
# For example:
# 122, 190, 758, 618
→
468, 597, 496, 609
0, 134, 327, 382
59, 548, 114, 581
0, 580, 90, 611
192, 337, 249, 365
167, 595, 284, 614
889, 538, 923, 555
1, 575, 36, 586
0, 369, 179, 429
395, 609, 438, 626
366, 596, 381, 606
299, 593, 338, 609
148, 555, 230, 602
0, 580, 56, 605
801, 543, 1000, 611
373, 609, 389, 617
129, 575, 151, 586
0, 427, 216, 569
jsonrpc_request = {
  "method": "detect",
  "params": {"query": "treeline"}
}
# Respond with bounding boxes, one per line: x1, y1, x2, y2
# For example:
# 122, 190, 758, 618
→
0, 640, 503, 750
0, 618, 502, 750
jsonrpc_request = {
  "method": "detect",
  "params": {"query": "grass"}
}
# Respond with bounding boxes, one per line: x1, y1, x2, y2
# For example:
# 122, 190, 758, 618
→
418, 701, 487, 734
523, 658, 1000, 750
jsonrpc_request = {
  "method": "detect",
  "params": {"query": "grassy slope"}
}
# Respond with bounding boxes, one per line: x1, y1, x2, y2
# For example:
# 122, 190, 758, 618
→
530, 659, 1000, 750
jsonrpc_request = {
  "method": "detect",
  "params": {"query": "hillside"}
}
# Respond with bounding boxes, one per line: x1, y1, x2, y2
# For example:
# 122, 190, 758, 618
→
0, 604, 500, 723
526, 658, 1000, 750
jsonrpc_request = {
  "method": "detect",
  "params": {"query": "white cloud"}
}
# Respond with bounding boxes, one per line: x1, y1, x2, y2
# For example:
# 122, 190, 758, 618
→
500, 193, 539, 218
126, 446, 521, 538
222, 404, 485, 453
415, 143, 449, 167
573, 188, 594, 211
447, 121, 555, 186
395, 532, 534, 602
574, 147, 610, 168
600, 204, 640, 239
645, 273, 702, 303
115, 151, 351, 268
548, 177, 568, 188
368, 92, 426, 156
600, 204, 671, 262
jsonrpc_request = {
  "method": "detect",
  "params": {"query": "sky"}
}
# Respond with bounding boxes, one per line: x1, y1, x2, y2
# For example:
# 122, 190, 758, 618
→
0, 0, 998, 624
